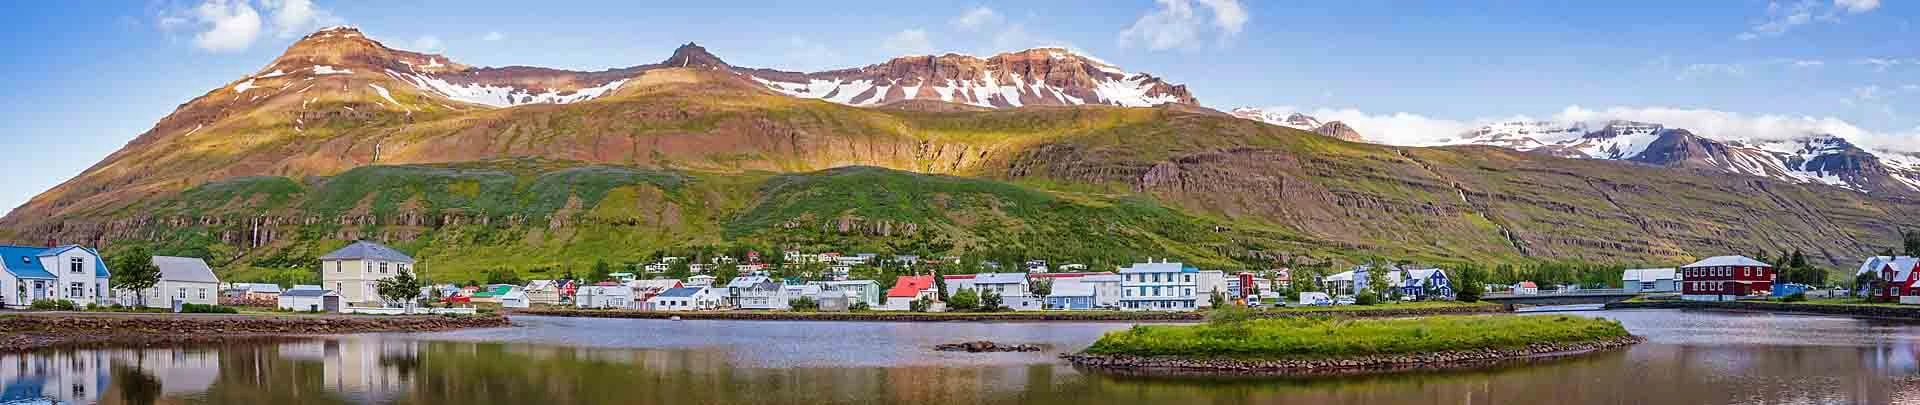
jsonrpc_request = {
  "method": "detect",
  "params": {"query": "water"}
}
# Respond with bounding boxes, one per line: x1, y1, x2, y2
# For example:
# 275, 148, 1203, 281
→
5, 309, 1920, 404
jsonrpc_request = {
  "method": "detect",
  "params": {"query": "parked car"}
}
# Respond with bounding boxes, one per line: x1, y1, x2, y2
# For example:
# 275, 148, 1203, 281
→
1246, 300, 1263, 309
1334, 296, 1357, 306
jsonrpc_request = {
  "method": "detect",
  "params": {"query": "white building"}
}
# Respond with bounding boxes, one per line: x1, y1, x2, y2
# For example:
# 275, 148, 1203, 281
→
685, 274, 716, 287
733, 277, 789, 310
1196, 270, 1227, 307
814, 280, 883, 307
1622, 268, 1679, 293
133, 256, 222, 308
647, 287, 722, 311
318, 240, 415, 306
0, 244, 112, 308
524, 280, 561, 306
278, 285, 339, 311
1118, 261, 1201, 311
575, 283, 635, 309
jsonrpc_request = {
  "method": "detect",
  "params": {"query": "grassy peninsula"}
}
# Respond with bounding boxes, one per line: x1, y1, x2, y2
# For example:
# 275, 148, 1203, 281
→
1080, 314, 1633, 361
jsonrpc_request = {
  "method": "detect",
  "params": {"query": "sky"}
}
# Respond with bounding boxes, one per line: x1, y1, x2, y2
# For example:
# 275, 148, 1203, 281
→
0, 0, 1915, 216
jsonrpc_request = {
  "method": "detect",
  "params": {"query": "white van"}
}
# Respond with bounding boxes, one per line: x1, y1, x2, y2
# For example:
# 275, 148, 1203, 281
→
1298, 292, 1332, 306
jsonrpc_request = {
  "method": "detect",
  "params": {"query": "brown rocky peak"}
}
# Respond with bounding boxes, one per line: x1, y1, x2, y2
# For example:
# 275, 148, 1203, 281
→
663, 42, 730, 70
1312, 121, 1365, 142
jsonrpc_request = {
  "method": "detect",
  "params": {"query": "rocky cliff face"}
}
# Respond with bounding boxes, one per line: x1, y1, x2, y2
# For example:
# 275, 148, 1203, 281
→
742, 47, 1197, 108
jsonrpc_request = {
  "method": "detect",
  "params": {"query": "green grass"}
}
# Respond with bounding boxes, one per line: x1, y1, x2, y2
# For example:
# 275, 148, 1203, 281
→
1082, 314, 1630, 360
1260, 300, 1494, 313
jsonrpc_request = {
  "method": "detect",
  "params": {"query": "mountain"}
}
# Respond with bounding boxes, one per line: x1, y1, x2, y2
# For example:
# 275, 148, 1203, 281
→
741, 47, 1196, 108
4, 27, 1915, 283
1227, 108, 1365, 142
1447, 119, 1920, 195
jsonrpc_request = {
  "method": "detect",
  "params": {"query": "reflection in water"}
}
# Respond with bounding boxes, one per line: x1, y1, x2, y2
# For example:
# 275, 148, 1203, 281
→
2, 309, 1919, 404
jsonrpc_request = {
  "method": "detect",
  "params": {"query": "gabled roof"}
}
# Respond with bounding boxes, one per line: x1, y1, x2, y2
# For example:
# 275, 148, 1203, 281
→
1859, 256, 1894, 275
1118, 262, 1197, 273
1516, 281, 1538, 288
1404, 268, 1446, 282
657, 287, 705, 298
887, 276, 933, 298
1622, 268, 1677, 282
526, 280, 556, 292
318, 241, 415, 263
35, 245, 85, 257
1049, 283, 1096, 297
726, 276, 770, 288
240, 283, 283, 294
153, 256, 220, 284
973, 273, 1028, 284
1884, 257, 1920, 282
0, 245, 58, 279
1681, 255, 1769, 268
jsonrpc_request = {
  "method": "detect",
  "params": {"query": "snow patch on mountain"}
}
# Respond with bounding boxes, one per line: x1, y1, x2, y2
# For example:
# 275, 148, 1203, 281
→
312, 65, 354, 75
387, 70, 628, 108
233, 79, 259, 94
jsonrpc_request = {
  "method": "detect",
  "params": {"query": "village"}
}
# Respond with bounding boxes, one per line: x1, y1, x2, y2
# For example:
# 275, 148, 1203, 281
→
7, 239, 1919, 315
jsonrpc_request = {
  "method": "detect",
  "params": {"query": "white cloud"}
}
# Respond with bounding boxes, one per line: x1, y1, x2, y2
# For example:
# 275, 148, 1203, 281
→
1836, 0, 1880, 14
1677, 63, 1747, 79
1252, 105, 1920, 153
260, 0, 338, 38
482, 31, 505, 41
951, 6, 1001, 30
1738, 0, 1879, 40
1119, 0, 1249, 51
1856, 58, 1916, 71
881, 29, 936, 55
157, 0, 342, 52
411, 35, 444, 53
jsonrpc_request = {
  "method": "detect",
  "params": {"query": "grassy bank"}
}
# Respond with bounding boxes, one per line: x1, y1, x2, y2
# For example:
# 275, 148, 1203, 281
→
1081, 314, 1630, 360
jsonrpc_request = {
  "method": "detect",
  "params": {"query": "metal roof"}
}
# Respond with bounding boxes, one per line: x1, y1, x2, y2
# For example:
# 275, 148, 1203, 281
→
1681, 256, 1770, 268
153, 256, 221, 284
318, 241, 416, 263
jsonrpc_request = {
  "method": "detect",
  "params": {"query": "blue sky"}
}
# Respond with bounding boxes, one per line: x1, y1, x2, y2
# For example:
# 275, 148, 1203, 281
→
0, 0, 1915, 215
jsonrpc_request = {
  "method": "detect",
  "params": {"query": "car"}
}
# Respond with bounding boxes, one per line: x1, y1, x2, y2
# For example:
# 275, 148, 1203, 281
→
1246, 300, 1263, 309
1334, 296, 1357, 306
1400, 295, 1417, 301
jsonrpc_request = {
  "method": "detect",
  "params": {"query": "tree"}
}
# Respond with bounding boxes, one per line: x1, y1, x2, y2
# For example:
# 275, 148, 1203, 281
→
667, 260, 692, 280
948, 289, 980, 311
377, 270, 424, 308
1029, 278, 1053, 296
1789, 250, 1808, 270
933, 270, 951, 302
109, 246, 161, 308
909, 296, 932, 312
1209, 289, 1227, 308
1452, 266, 1485, 302
1365, 267, 1389, 296
713, 264, 740, 284
1906, 231, 1920, 257
980, 290, 1003, 312
589, 259, 613, 283
788, 296, 818, 311
483, 268, 522, 285
1855, 271, 1883, 299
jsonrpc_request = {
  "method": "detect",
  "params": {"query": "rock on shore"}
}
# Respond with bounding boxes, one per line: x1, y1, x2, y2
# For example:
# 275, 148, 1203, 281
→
0, 313, 510, 353
934, 341, 1045, 353
1061, 336, 1645, 377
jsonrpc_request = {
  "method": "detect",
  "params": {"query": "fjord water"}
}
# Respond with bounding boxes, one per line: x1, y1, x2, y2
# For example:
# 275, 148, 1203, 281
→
7, 310, 1919, 404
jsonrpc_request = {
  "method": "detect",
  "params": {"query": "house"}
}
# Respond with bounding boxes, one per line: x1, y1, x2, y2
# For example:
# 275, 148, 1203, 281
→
1058, 263, 1088, 272
881, 275, 935, 310
132, 256, 221, 308
318, 240, 415, 306
468, 285, 515, 303
628, 279, 682, 302
643, 263, 670, 274
575, 282, 634, 309
725, 275, 770, 306
1025, 260, 1050, 273
524, 280, 561, 306
499, 288, 529, 309
1271, 268, 1293, 289
1511, 281, 1539, 295
814, 280, 882, 307
1679, 255, 1774, 302
1118, 261, 1201, 311
278, 286, 339, 312
647, 287, 722, 311
968, 273, 1030, 299
685, 274, 716, 287
608, 272, 638, 282
1859, 256, 1920, 301
1621, 268, 1680, 293
0, 245, 112, 308
826, 265, 852, 281
733, 277, 789, 310
1322, 271, 1357, 296
1046, 282, 1096, 310
1196, 270, 1227, 306
223, 283, 282, 306
1398, 268, 1453, 299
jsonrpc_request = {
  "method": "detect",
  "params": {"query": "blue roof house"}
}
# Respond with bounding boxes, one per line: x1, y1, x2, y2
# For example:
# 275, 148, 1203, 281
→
1, 244, 113, 308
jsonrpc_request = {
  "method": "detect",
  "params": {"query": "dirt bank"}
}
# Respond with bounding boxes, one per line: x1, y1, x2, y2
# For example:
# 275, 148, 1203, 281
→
0, 312, 510, 353
1061, 335, 1645, 377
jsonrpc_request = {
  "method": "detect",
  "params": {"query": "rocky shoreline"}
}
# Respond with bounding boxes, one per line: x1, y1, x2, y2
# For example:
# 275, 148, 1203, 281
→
0, 312, 511, 353
1061, 335, 1646, 377
517, 304, 1506, 322
1605, 300, 1920, 320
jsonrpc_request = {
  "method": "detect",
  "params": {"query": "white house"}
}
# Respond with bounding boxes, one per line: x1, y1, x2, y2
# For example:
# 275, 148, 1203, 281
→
318, 240, 415, 306
1622, 268, 1679, 293
733, 277, 789, 310
814, 280, 882, 307
1118, 261, 1201, 311
575, 283, 635, 309
1196, 270, 1227, 307
132, 256, 222, 308
685, 274, 716, 287
1079, 274, 1124, 308
278, 285, 339, 312
647, 287, 722, 311
0, 244, 112, 308
499, 288, 529, 309
524, 280, 561, 306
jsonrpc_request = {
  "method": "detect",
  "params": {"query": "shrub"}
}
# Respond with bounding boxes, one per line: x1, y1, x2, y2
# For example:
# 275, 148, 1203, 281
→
179, 303, 239, 314
909, 296, 931, 312
30, 299, 78, 311
948, 289, 981, 312
1355, 291, 1380, 306
788, 296, 819, 312
979, 290, 1003, 312
850, 301, 871, 312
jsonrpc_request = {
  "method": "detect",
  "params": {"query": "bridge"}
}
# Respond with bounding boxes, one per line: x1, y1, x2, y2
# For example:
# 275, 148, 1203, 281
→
1481, 289, 1640, 308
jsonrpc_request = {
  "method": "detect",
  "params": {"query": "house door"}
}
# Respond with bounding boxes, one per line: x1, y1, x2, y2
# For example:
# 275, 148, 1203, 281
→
31, 281, 46, 301
322, 296, 341, 312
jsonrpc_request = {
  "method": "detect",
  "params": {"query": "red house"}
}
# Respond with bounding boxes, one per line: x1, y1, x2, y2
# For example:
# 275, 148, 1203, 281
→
1680, 255, 1774, 301
1864, 256, 1920, 301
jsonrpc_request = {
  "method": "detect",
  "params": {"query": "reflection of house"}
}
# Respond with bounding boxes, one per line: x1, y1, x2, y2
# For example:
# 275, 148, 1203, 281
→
277, 339, 418, 402
0, 244, 113, 307
0, 350, 110, 403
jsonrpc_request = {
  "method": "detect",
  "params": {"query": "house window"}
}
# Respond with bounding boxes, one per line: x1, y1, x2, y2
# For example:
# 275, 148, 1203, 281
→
176, 288, 186, 298
199, 288, 208, 299
69, 257, 84, 274
379, 263, 389, 274
68, 282, 84, 298
334, 262, 341, 273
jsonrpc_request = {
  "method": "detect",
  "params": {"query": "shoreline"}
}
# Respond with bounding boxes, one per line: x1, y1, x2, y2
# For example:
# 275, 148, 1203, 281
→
515, 303, 1507, 322
1061, 335, 1646, 377
0, 311, 511, 353
1604, 300, 1920, 320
